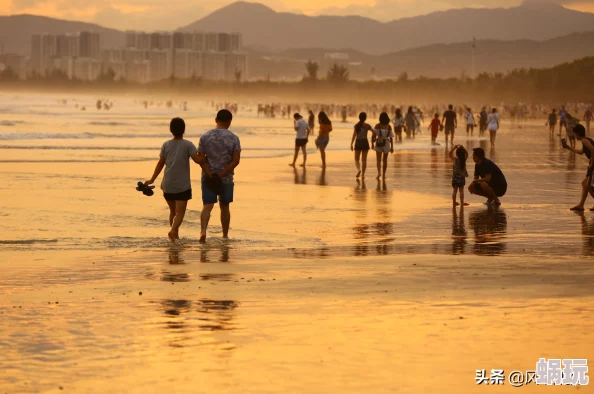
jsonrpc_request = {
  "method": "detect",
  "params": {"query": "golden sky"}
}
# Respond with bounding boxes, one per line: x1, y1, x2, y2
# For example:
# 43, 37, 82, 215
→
0, 0, 593, 30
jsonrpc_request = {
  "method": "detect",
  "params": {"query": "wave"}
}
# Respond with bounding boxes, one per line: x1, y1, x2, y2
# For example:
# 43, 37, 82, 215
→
0, 239, 58, 245
88, 121, 132, 126
0, 132, 163, 140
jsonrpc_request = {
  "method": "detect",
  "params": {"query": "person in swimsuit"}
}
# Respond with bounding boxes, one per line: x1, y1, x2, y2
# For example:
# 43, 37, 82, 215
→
372, 112, 394, 180
350, 112, 373, 179
566, 125, 594, 211
392, 108, 405, 143
316, 111, 332, 169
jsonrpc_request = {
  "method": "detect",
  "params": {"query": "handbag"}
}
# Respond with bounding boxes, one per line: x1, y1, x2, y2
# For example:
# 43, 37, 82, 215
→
376, 128, 387, 147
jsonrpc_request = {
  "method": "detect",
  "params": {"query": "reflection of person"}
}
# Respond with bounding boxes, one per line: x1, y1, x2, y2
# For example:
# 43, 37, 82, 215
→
196, 110, 241, 242
564, 125, 594, 211
145, 118, 200, 242
372, 112, 394, 180
468, 148, 507, 206
469, 207, 508, 256
451, 207, 467, 255
449, 144, 469, 206
351, 112, 373, 179
290, 113, 310, 167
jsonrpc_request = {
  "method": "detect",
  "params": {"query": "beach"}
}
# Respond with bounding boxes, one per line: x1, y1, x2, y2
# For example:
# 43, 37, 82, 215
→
1, 93, 593, 393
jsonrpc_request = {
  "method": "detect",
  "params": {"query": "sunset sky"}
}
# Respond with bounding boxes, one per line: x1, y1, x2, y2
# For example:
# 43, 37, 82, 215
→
0, 0, 593, 30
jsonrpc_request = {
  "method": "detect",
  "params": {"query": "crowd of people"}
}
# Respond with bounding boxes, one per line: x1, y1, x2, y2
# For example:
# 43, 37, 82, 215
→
142, 100, 594, 242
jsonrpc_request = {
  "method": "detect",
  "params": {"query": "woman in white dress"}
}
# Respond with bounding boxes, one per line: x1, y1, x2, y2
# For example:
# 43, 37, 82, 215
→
487, 108, 500, 148
372, 112, 394, 180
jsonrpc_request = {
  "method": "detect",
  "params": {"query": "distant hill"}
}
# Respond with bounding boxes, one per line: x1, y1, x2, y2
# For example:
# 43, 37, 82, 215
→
246, 31, 594, 79
0, 15, 124, 55
181, 1, 594, 55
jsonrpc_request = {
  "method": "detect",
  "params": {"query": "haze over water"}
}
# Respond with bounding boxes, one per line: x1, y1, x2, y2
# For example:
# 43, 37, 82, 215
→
1, 93, 593, 393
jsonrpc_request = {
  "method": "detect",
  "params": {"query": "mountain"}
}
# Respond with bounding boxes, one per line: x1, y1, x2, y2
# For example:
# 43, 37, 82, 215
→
181, 1, 594, 55
246, 31, 594, 79
0, 15, 124, 55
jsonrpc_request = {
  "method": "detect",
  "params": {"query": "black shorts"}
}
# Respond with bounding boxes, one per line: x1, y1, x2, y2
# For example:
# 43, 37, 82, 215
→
471, 182, 506, 197
354, 139, 370, 151
445, 125, 455, 134
295, 138, 308, 147
164, 189, 192, 201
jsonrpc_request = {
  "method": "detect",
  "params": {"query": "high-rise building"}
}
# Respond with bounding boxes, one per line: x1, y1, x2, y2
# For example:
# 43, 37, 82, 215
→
230, 33, 242, 52
79, 32, 100, 58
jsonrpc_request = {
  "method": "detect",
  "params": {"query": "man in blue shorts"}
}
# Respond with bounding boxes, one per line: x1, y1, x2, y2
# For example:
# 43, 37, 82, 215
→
196, 109, 241, 242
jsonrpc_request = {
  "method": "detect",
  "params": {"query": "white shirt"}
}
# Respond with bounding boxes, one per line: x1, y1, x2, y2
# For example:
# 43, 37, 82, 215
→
466, 112, 475, 125
488, 113, 499, 130
295, 118, 309, 139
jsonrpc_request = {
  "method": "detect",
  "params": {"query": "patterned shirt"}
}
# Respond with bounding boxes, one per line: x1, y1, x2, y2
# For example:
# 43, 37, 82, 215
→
198, 128, 241, 184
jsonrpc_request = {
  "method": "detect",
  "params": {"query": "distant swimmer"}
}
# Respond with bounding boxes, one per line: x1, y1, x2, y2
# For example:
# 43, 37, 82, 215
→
546, 108, 557, 135
316, 112, 332, 169
468, 148, 507, 206
449, 145, 469, 206
290, 113, 310, 167
144, 118, 200, 242
442, 104, 457, 145
351, 112, 373, 179
196, 110, 241, 242
372, 112, 394, 180
564, 125, 594, 211
487, 108, 500, 148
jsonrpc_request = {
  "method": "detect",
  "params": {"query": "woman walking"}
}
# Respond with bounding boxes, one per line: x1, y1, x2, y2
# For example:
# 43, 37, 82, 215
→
351, 112, 373, 179
372, 112, 394, 180
405, 106, 418, 138
316, 111, 332, 168
392, 108, 405, 143
487, 108, 500, 148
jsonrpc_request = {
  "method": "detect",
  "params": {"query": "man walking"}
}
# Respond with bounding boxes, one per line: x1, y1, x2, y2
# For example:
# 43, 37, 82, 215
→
442, 104, 457, 145
196, 109, 241, 242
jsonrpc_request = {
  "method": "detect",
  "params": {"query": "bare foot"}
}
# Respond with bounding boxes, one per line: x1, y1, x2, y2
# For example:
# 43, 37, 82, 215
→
168, 231, 178, 242
455, 202, 460, 206
356, 171, 361, 178
289, 163, 295, 167
299, 163, 305, 167
463, 203, 470, 206
199, 233, 206, 243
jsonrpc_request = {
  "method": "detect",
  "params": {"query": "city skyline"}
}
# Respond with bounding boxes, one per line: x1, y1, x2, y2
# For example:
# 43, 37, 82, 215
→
1, 0, 593, 31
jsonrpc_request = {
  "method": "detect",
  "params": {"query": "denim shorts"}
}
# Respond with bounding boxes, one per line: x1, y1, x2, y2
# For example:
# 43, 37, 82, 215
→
201, 176, 234, 205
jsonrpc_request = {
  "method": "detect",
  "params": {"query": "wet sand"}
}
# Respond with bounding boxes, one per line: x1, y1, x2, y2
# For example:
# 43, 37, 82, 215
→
1, 94, 594, 393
